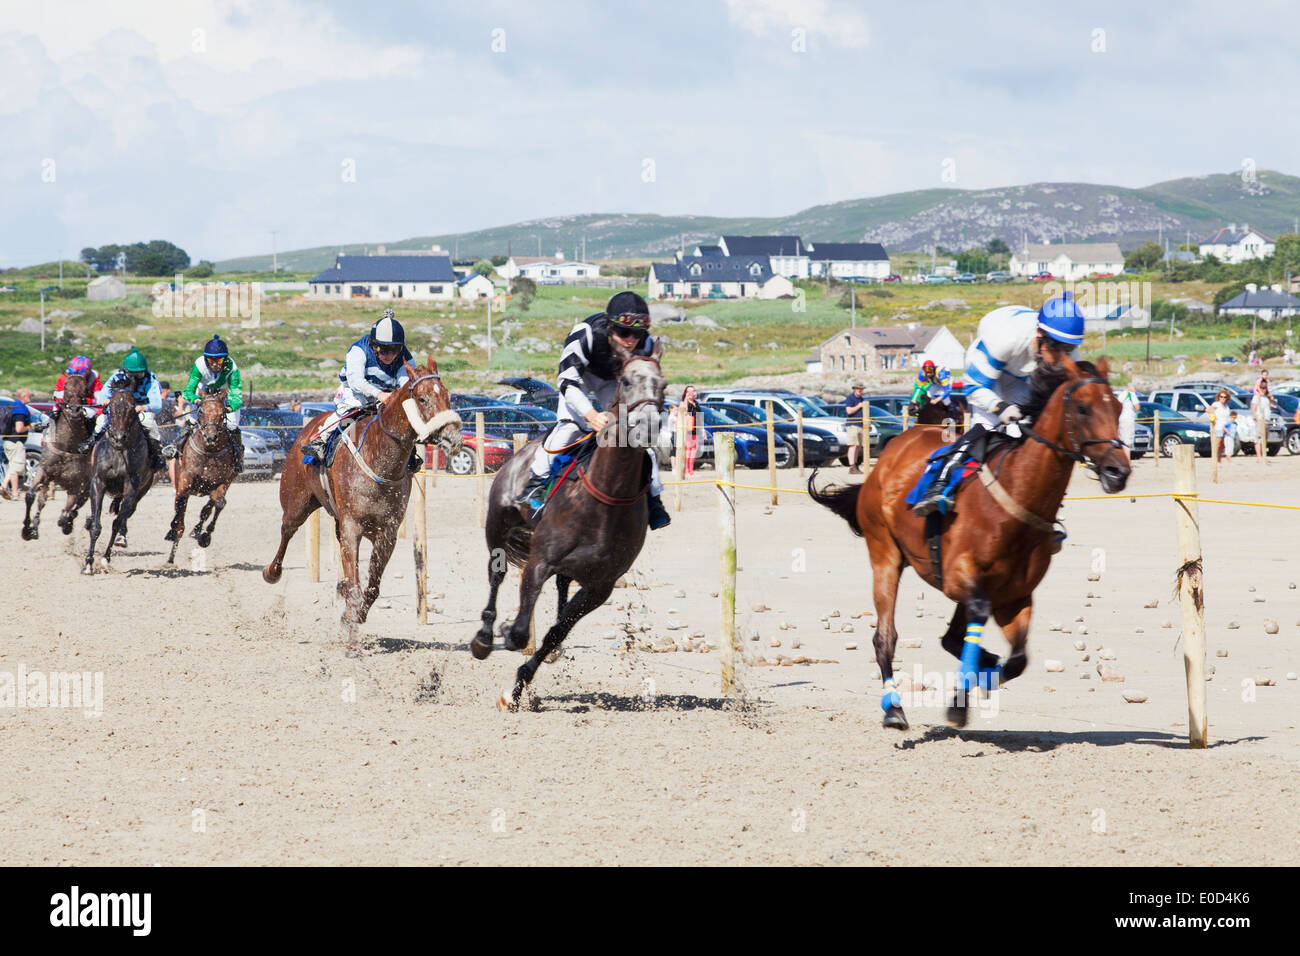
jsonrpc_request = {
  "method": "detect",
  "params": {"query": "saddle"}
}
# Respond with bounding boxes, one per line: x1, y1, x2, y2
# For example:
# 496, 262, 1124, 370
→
302, 408, 369, 467
530, 430, 649, 518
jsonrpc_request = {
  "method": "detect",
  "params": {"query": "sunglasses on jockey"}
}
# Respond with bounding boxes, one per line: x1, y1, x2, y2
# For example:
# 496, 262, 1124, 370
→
608, 312, 650, 338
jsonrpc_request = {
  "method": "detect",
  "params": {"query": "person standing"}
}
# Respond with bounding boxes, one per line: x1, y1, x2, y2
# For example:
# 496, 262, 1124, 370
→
1118, 386, 1138, 456
843, 383, 866, 475
1251, 384, 1275, 463
0, 391, 32, 499
678, 385, 700, 478
1208, 388, 1231, 482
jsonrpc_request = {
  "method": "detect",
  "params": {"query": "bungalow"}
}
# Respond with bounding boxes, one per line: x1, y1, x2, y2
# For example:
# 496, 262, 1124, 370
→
648, 254, 794, 300
1199, 224, 1275, 264
498, 254, 600, 281
718, 235, 809, 278
1009, 242, 1124, 281
87, 275, 126, 300
817, 325, 965, 375
1217, 284, 1300, 320
457, 272, 494, 299
1081, 304, 1150, 332
804, 241, 891, 280
308, 254, 457, 301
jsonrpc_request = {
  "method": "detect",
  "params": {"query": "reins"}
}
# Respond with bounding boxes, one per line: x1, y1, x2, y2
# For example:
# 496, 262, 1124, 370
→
1020, 377, 1127, 475
347, 371, 447, 485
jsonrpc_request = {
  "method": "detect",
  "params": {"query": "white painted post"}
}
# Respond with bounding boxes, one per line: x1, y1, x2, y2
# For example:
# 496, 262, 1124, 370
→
1172, 444, 1207, 749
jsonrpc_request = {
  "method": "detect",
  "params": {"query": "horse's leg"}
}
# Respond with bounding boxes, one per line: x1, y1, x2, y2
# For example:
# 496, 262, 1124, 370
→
471, 550, 508, 660
939, 604, 1000, 672
556, 573, 572, 623
503, 554, 551, 652
357, 521, 397, 625
63, 488, 89, 534
196, 488, 228, 549
872, 554, 909, 730
191, 498, 214, 544
82, 478, 106, 574
993, 597, 1032, 684
21, 479, 45, 540
337, 516, 364, 653
106, 482, 140, 563
508, 581, 614, 708
263, 486, 318, 584
165, 489, 189, 564
948, 589, 992, 729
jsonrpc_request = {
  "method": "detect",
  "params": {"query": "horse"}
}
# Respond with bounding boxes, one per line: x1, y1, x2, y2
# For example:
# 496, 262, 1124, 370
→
914, 397, 961, 427
165, 389, 238, 563
810, 356, 1130, 730
471, 339, 665, 709
262, 356, 461, 653
82, 388, 156, 574
22, 371, 95, 540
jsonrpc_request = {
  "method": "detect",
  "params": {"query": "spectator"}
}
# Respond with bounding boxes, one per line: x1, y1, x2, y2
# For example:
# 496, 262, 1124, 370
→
1251, 384, 1275, 463
677, 385, 700, 478
1208, 388, 1231, 482
1253, 367, 1270, 396
844, 383, 866, 475
1224, 412, 1239, 458
0, 392, 32, 499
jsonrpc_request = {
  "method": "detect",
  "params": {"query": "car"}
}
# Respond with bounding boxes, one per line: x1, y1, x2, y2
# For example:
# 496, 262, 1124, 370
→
450, 393, 507, 411
1122, 268, 1140, 275
698, 389, 854, 447
239, 429, 275, 479
1173, 381, 1248, 396
434, 431, 517, 475
1134, 401, 1212, 458
882, 274, 902, 283
240, 407, 305, 454
1218, 356, 1239, 364
953, 273, 977, 284
985, 271, 1013, 283
1146, 388, 1285, 455
457, 404, 556, 442
706, 402, 844, 467
1268, 381, 1300, 398
496, 377, 559, 413
0, 285, 16, 293
656, 402, 787, 470
1089, 272, 1115, 279
923, 274, 950, 284
288, 401, 337, 420
1264, 392, 1300, 454
241, 426, 286, 475
1030, 272, 1054, 281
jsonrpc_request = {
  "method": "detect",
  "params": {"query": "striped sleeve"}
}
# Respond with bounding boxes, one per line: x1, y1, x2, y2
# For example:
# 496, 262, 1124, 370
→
556, 322, 595, 417
965, 337, 1008, 414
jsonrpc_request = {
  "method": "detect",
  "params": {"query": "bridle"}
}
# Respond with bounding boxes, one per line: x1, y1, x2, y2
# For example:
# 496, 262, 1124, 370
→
375, 371, 450, 444
617, 354, 663, 416
1021, 377, 1127, 475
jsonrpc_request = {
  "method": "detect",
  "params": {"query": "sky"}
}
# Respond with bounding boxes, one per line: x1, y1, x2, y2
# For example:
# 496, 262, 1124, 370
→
2, 0, 1298, 266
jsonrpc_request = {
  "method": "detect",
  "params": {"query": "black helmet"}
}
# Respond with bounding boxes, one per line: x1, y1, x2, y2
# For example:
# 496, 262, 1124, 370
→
605, 291, 650, 336
371, 309, 405, 348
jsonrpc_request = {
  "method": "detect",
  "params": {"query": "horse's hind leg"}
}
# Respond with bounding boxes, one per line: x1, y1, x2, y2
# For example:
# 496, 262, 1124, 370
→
993, 598, 1032, 684
165, 490, 189, 564
503, 555, 551, 653
556, 574, 571, 623
196, 491, 228, 549
871, 552, 909, 730
357, 522, 397, 625
21, 481, 46, 540
948, 589, 992, 728
507, 581, 614, 709
60, 489, 88, 535
472, 548, 508, 660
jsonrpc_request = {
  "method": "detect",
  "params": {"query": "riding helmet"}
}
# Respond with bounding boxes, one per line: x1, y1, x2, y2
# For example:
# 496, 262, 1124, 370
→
1037, 291, 1085, 348
203, 335, 229, 358
606, 291, 650, 335
922, 359, 936, 370
67, 356, 91, 375
122, 348, 148, 372
371, 309, 405, 347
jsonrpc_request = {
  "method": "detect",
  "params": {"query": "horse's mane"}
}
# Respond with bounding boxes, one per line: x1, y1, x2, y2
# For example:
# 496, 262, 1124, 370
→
1022, 360, 1104, 421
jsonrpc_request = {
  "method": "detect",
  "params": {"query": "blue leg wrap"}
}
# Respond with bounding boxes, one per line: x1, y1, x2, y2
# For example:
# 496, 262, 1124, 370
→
881, 677, 901, 712
978, 666, 1002, 693
958, 622, 984, 693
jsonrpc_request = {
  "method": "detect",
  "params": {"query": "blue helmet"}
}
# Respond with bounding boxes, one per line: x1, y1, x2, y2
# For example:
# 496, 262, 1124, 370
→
203, 335, 229, 358
371, 311, 405, 347
1037, 292, 1085, 348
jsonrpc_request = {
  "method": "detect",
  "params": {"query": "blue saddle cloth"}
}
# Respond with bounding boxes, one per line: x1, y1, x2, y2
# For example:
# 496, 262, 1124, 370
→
301, 419, 354, 467
904, 443, 974, 515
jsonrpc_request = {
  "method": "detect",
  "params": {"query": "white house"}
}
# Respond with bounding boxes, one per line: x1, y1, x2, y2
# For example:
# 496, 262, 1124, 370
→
1217, 284, 1300, 320
457, 272, 494, 299
87, 275, 126, 300
818, 325, 965, 374
805, 241, 891, 280
308, 254, 458, 301
648, 254, 794, 300
1009, 242, 1125, 281
1081, 304, 1150, 332
717, 235, 810, 278
1198, 224, 1275, 264
499, 254, 600, 281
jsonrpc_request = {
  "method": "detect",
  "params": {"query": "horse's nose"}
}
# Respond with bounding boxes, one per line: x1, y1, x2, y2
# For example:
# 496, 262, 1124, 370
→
1101, 462, 1131, 492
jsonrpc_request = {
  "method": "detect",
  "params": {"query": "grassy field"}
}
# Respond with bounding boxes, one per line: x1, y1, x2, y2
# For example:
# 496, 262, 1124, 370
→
0, 276, 1290, 398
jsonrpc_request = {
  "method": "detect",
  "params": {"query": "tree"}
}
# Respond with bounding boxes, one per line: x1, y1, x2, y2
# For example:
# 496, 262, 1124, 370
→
956, 247, 991, 275
129, 239, 190, 275
985, 237, 1011, 256
490, 255, 508, 267
1123, 241, 1164, 272
1273, 233, 1300, 271
1213, 281, 1248, 309
510, 276, 536, 311
185, 261, 215, 278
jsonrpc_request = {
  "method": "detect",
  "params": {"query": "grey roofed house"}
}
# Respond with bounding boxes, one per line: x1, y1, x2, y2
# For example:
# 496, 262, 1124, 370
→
719, 235, 807, 257
1217, 288, 1300, 314
804, 241, 888, 262
695, 244, 724, 257
846, 326, 941, 349
309, 254, 456, 283
653, 255, 775, 283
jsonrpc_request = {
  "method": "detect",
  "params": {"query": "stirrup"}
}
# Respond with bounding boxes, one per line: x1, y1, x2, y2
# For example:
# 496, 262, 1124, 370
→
517, 473, 548, 509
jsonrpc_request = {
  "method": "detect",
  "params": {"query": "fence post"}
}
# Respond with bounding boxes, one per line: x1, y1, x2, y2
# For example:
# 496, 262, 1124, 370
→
902, 405, 910, 431
764, 400, 778, 506
1172, 444, 1208, 749
796, 409, 805, 477
475, 411, 486, 528
305, 508, 320, 583
673, 408, 685, 512
716, 432, 736, 696
863, 402, 872, 476
1153, 410, 1160, 469
413, 473, 428, 625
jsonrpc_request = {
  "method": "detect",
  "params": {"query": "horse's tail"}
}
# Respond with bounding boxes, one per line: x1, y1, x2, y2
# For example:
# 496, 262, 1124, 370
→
807, 468, 863, 537
503, 523, 532, 568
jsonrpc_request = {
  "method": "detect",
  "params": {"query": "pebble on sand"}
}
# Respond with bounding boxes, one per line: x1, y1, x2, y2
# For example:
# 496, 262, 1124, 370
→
844, 642, 858, 651
1264, 619, 1279, 635
1099, 648, 1117, 660
1122, 692, 1148, 704
1044, 660, 1065, 672
1287, 673, 1297, 681
1227, 621, 1240, 630
903, 639, 922, 648
1161, 620, 1173, 629
751, 602, 770, 613
1097, 663, 1125, 682
1254, 676, 1276, 687
1073, 640, 1087, 651
769, 638, 781, 648
1144, 599, 1159, 608
841, 623, 854, 633
1216, 648, 1228, 657
1087, 573, 1101, 582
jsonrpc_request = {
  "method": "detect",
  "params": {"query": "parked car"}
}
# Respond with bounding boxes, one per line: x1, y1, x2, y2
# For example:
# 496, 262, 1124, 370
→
1264, 392, 1300, 454
706, 401, 844, 467
240, 407, 305, 454
434, 430, 516, 475
240, 429, 275, 479
241, 426, 286, 475
1030, 272, 1054, 281
1146, 387, 1284, 455
1135, 401, 1212, 458
985, 271, 1013, 283
882, 274, 902, 283
450, 393, 507, 411
496, 377, 559, 413
1130, 421, 1153, 459
953, 272, 977, 284
699, 389, 853, 447
458, 404, 556, 442
654, 401, 787, 470
1267, 381, 1300, 398
923, 274, 950, 284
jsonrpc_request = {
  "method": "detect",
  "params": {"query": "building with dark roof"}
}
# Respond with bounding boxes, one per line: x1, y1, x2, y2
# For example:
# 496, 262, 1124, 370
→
718, 235, 809, 277
1217, 284, 1300, 319
647, 253, 794, 300
804, 241, 891, 280
1198, 224, 1275, 264
309, 254, 458, 301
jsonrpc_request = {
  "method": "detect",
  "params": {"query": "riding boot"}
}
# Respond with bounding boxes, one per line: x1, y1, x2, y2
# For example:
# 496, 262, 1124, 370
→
407, 449, 423, 473
146, 434, 167, 471
647, 493, 671, 530
163, 421, 192, 459
77, 422, 104, 454
516, 471, 549, 511
229, 429, 244, 473
913, 447, 966, 516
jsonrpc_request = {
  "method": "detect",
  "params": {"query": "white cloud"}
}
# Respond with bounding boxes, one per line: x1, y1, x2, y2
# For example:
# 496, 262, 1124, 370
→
723, 0, 870, 49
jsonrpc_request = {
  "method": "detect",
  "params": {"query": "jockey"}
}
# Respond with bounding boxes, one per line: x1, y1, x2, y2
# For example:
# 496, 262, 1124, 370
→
301, 309, 419, 470
54, 356, 103, 418
516, 291, 670, 530
911, 292, 1086, 515
166, 335, 245, 471
909, 359, 952, 412
78, 347, 167, 469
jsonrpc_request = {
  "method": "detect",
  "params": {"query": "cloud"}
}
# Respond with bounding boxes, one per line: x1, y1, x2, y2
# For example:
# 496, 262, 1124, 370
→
723, 0, 870, 49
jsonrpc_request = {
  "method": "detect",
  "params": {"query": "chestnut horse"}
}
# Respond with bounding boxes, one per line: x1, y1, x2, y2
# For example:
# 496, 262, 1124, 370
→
82, 389, 156, 574
22, 371, 95, 540
262, 357, 461, 653
810, 357, 1130, 729
165, 389, 238, 564
472, 340, 665, 709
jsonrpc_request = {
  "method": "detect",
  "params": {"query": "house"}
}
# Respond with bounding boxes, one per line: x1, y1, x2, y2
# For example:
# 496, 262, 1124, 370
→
1081, 304, 1150, 332
498, 254, 600, 281
1167, 296, 1213, 314
1199, 224, 1275, 264
308, 254, 457, 300
718, 235, 810, 278
87, 275, 126, 300
805, 348, 823, 374
817, 325, 965, 375
804, 241, 891, 280
648, 254, 794, 300
1009, 242, 1124, 280
457, 272, 494, 299
1217, 284, 1300, 320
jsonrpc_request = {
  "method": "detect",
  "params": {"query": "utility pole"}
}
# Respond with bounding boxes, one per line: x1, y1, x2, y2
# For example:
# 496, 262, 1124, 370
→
851, 285, 856, 328
582, 235, 586, 261
271, 231, 278, 273
59, 256, 63, 288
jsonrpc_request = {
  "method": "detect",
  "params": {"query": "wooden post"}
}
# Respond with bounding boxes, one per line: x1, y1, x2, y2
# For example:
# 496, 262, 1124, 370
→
1153, 410, 1160, 469
902, 405, 910, 431
963, 409, 971, 432
716, 432, 737, 696
673, 407, 685, 512
397, 498, 407, 539
764, 400, 777, 506
475, 411, 486, 528
1172, 444, 1208, 749
863, 402, 872, 476
305, 508, 320, 583
796, 409, 805, 477
413, 473, 428, 625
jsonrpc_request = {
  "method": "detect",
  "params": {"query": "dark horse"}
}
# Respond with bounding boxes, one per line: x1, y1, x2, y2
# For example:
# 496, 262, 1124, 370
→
22, 371, 95, 540
262, 356, 461, 653
472, 340, 665, 709
914, 397, 961, 427
165, 389, 238, 563
811, 356, 1130, 729
82, 389, 156, 574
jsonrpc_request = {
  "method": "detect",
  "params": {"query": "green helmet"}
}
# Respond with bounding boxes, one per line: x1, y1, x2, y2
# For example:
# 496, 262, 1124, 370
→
122, 348, 148, 372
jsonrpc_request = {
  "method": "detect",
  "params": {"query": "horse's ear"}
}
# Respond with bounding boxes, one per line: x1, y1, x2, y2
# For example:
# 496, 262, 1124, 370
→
1094, 357, 1111, 380
651, 338, 665, 362
403, 359, 418, 381
426, 354, 438, 373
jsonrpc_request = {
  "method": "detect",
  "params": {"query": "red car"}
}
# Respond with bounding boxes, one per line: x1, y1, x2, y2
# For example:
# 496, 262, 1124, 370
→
1088, 272, 1114, 278
1031, 272, 1055, 281
882, 273, 902, 283
430, 429, 517, 475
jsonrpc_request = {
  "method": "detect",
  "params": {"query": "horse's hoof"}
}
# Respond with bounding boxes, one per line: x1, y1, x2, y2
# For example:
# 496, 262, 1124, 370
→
882, 706, 910, 730
20, 526, 35, 541
58, 521, 72, 535
496, 686, 518, 711
503, 628, 528, 652
81, 564, 93, 576
114, 535, 127, 548
164, 530, 177, 542
196, 533, 211, 548
946, 704, 969, 728
262, 565, 281, 584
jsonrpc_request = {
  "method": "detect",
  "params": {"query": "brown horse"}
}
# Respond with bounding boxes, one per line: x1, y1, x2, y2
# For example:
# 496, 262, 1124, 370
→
810, 356, 1130, 729
914, 397, 960, 427
22, 371, 95, 540
472, 340, 665, 708
82, 389, 156, 574
165, 390, 238, 563
262, 356, 461, 653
